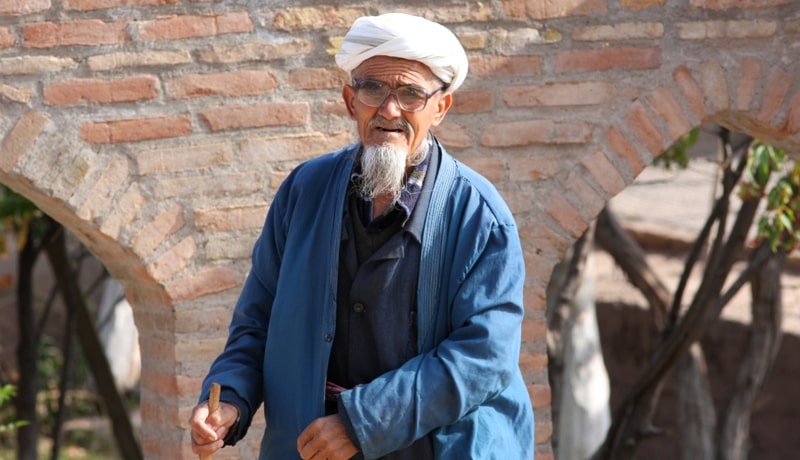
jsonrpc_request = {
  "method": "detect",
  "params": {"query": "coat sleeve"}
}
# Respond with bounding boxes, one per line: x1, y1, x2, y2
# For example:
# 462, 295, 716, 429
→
198, 186, 288, 443
338, 208, 526, 457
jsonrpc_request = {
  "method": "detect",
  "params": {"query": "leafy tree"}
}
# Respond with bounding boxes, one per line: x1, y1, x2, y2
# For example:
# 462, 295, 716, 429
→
0, 185, 141, 459
0, 384, 28, 434
549, 128, 794, 460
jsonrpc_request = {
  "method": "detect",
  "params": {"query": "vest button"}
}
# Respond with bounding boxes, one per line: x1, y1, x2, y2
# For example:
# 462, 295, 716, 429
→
352, 303, 365, 313
324, 334, 333, 342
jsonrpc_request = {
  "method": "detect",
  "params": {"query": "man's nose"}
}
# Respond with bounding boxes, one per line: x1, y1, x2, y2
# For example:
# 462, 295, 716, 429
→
377, 93, 403, 117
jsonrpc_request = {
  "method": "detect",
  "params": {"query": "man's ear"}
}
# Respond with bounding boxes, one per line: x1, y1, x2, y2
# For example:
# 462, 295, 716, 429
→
430, 92, 453, 127
342, 85, 357, 119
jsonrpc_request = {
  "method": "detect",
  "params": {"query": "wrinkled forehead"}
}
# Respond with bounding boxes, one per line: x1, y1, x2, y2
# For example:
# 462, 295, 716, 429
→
351, 56, 440, 86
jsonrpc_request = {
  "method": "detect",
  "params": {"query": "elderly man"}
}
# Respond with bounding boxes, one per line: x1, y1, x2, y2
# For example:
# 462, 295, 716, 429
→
189, 12, 534, 460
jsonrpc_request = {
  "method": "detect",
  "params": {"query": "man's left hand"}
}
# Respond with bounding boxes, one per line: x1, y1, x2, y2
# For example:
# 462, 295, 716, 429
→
297, 414, 359, 460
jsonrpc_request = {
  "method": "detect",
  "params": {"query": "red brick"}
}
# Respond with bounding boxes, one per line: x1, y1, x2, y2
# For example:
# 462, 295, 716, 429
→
0, 84, 32, 103
736, 58, 761, 111
535, 420, 553, 445
545, 192, 588, 238
481, 120, 592, 147
572, 22, 664, 41
627, 101, 664, 156
450, 89, 493, 114
523, 283, 548, 313
621, 0, 665, 9
504, 81, 613, 107
581, 150, 626, 196
456, 155, 504, 181
0, 0, 50, 15
77, 155, 130, 222
528, 382, 552, 409
432, 122, 472, 150
757, 66, 792, 124
287, 68, 349, 90
175, 307, 232, 336
166, 70, 277, 99
689, 0, 791, 8
784, 91, 800, 136
321, 100, 349, 118
136, 12, 252, 41
136, 142, 233, 174
468, 55, 543, 78
239, 131, 353, 163
200, 103, 308, 131
508, 155, 561, 181
64, 0, 179, 10
678, 20, 777, 40
554, 46, 661, 72
165, 266, 242, 302
699, 60, 729, 112
147, 236, 196, 281
502, 0, 607, 19
271, 7, 366, 31
152, 172, 262, 199
0, 27, 14, 48
673, 65, 706, 120
198, 39, 313, 64
607, 125, 648, 178
414, 3, 493, 23
44, 75, 157, 105
501, 0, 526, 18
271, 170, 291, 190
563, 169, 607, 219
519, 222, 573, 272
81, 115, 192, 144
194, 204, 268, 232
23, 19, 129, 48
644, 86, 693, 139
99, 183, 146, 240
0, 110, 50, 173
88, 50, 193, 71
139, 371, 200, 399
522, 317, 547, 343
519, 351, 548, 374
133, 204, 185, 258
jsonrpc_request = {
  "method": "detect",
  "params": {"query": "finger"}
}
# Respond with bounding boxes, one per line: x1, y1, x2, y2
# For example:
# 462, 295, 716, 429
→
296, 420, 316, 452
190, 431, 224, 455
189, 404, 221, 444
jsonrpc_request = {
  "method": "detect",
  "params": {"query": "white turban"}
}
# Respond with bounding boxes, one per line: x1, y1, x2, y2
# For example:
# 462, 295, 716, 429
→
335, 13, 469, 92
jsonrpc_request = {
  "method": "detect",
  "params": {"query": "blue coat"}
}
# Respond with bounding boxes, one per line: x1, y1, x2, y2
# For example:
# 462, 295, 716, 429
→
201, 140, 534, 459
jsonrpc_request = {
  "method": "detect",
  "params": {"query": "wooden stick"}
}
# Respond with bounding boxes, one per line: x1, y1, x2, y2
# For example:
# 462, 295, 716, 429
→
200, 382, 221, 460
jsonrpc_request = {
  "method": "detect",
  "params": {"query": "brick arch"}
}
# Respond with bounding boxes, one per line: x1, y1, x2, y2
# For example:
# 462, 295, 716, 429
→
0, 1, 798, 458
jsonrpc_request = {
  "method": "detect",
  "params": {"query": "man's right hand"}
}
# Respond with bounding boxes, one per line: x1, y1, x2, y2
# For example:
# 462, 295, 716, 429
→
189, 400, 239, 457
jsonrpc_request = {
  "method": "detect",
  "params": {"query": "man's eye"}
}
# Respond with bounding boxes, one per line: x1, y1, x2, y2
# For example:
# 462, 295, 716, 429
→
401, 87, 425, 99
361, 81, 385, 92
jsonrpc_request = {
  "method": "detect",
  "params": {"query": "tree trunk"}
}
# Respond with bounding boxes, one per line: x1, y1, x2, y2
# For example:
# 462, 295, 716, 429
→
595, 207, 671, 328
718, 246, 784, 460
676, 343, 715, 460
50, 297, 76, 460
548, 223, 611, 460
15, 232, 40, 460
45, 225, 143, 460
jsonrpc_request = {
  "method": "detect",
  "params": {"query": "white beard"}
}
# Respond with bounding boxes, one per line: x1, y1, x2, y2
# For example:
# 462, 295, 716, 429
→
356, 143, 408, 204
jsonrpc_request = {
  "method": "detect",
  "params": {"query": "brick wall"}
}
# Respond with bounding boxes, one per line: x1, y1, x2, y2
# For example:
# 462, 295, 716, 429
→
1, 1, 798, 458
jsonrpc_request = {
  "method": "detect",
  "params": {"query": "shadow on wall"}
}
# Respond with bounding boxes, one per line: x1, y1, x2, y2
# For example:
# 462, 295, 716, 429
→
598, 301, 800, 460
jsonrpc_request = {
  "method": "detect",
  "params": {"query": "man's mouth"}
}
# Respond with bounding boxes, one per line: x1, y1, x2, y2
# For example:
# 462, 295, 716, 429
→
375, 125, 405, 133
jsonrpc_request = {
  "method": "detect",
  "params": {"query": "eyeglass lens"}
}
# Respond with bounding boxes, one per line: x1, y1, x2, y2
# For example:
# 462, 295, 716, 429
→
355, 80, 437, 112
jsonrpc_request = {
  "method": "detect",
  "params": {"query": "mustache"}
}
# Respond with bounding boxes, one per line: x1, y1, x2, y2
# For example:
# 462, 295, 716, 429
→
368, 118, 412, 133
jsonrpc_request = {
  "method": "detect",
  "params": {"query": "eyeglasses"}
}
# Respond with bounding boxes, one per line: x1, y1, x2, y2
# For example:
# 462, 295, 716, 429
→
352, 79, 444, 112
